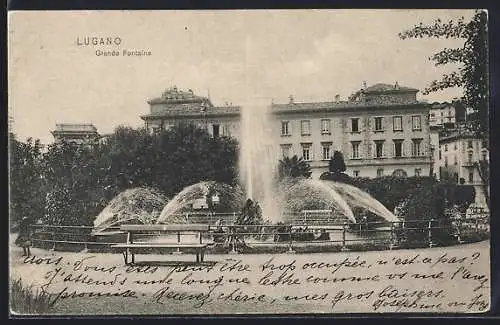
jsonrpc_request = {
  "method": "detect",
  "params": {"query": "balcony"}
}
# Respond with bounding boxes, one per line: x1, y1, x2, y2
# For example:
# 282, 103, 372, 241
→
462, 161, 476, 167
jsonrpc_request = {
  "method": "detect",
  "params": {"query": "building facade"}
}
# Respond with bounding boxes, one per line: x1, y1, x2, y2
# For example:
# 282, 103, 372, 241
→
51, 123, 100, 145
141, 83, 433, 179
436, 130, 489, 208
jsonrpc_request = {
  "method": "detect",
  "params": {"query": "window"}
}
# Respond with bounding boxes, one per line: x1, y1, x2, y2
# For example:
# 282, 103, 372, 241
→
393, 139, 403, 158
301, 144, 312, 161
411, 139, 423, 156
374, 117, 383, 131
321, 119, 331, 134
454, 142, 457, 150
301, 120, 311, 136
375, 140, 384, 158
482, 151, 488, 161
415, 168, 422, 177
468, 171, 474, 183
412, 115, 422, 130
351, 141, 361, 159
430, 113, 435, 117
281, 145, 291, 158
281, 121, 290, 136
351, 118, 359, 132
467, 140, 473, 149
321, 143, 332, 160
377, 168, 384, 177
439, 150, 442, 160
353, 170, 360, 177
222, 124, 230, 137
454, 155, 457, 165
393, 116, 403, 131
481, 140, 487, 148
445, 157, 448, 167
468, 152, 473, 163
212, 124, 220, 137
444, 144, 448, 152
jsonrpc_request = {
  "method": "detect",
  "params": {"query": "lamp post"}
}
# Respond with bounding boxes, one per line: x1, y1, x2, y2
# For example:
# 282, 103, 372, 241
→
211, 192, 220, 225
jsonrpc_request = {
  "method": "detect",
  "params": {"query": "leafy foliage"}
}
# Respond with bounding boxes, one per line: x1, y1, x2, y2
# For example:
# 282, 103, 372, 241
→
9, 136, 46, 228
399, 10, 489, 140
10, 278, 51, 315
278, 155, 312, 180
329, 151, 346, 173
9, 123, 239, 227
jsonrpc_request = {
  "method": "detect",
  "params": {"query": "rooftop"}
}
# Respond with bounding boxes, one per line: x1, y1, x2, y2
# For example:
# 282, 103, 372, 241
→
143, 83, 426, 119
147, 86, 211, 105
363, 83, 418, 93
52, 123, 98, 133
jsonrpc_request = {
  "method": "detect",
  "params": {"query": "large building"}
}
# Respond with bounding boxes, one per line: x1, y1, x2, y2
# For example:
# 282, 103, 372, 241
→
141, 83, 433, 179
51, 123, 100, 145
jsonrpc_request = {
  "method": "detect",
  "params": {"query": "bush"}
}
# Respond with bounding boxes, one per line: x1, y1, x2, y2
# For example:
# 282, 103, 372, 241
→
10, 278, 52, 315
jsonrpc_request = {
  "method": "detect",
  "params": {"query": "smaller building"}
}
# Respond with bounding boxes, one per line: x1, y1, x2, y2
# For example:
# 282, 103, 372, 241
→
51, 123, 100, 145
429, 101, 467, 129
141, 86, 240, 139
436, 128, 489, 208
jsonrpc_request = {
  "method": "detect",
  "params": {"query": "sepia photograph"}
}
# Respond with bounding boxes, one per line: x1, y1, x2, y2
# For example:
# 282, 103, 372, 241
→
8, 9, 490, 315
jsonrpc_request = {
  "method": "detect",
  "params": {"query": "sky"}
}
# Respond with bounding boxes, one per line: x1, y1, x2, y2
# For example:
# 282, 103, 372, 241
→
8, 9, 475, 144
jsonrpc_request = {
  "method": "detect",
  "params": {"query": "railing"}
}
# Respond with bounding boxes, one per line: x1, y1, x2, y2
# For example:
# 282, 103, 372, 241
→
155, 211, 350, 225
28, 215, 490, 254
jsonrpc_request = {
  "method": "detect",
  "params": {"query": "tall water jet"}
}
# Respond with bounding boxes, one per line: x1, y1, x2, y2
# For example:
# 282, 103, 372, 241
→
239, 103, 281, 223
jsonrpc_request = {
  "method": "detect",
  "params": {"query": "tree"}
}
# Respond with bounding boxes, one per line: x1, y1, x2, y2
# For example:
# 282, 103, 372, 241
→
475, 159, 490, 208
399, 10, 489, 142
329, 151, 346, 174
9, 136, 46, 227
154, 122, 239, 197
278, 155, 312, 180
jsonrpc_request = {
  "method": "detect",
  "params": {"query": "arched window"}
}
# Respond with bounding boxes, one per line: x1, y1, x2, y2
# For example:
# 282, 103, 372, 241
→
392, 169, 408, 177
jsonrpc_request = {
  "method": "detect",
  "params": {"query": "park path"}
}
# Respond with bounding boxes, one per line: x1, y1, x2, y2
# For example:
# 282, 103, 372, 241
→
9, 233, 490, 315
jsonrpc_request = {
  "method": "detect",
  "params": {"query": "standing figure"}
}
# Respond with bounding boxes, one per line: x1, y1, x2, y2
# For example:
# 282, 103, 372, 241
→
15, 217, 32, 257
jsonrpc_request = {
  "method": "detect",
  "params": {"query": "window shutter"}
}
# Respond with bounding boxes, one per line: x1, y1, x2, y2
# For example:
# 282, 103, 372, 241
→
364, 117, 369, 131
408, 141, 413, 157
401, 140, 405, 157
392, 141, 396, 157
368, 142, 373, 158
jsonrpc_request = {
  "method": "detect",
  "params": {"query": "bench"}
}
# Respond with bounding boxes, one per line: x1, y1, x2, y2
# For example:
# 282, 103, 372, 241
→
111, 224, 210, 265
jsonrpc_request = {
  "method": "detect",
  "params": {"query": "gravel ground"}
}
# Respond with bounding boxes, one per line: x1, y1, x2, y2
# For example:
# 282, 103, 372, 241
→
10, 236, 490, 315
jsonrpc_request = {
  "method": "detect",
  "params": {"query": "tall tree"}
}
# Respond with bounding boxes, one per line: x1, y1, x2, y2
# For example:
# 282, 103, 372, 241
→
329, 151, 346, 174
9, 136, 46, 227
399, 10, 489, 142
278, 155, 312, 180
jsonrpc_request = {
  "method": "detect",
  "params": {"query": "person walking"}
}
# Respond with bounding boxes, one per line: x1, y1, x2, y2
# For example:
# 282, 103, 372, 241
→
15, 217, 32, 257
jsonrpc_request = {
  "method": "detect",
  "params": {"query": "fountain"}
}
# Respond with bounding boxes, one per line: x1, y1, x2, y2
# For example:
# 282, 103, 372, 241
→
326, 181, 399, 222
156, 181, 245, 224
277, 178, 355, 222
92, 187, 167, 234
239, 103, 282, 224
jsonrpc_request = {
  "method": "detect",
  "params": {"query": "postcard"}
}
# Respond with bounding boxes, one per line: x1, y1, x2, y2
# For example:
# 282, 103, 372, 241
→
8, 9, 490, 315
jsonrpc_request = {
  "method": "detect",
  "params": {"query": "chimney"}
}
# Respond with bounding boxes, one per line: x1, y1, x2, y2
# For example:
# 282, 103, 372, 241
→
363, 81, 367, 89
335, 94, 340, 102
394, 81, 399, 89
289, 95, 294, 104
